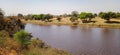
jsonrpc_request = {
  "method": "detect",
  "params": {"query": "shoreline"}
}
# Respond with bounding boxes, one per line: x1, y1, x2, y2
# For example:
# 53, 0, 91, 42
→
22, 19, 120, 29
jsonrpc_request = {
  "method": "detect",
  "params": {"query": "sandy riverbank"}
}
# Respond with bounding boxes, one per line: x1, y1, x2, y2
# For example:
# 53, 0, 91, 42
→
21, 17, 120, 28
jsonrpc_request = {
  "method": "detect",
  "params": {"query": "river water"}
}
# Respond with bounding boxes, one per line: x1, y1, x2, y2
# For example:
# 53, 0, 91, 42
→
25, 23, 120, 55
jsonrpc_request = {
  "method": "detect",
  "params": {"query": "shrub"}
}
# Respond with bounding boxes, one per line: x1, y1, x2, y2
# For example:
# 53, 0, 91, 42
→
30, 38, 45, 49
70, 16, 78, 22
14, 30, 31, 48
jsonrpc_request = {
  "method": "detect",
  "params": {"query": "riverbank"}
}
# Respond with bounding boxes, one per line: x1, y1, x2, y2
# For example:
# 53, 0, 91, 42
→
0, 30, 71, 55
0, 17, 71, 55
21, 17, 120, 29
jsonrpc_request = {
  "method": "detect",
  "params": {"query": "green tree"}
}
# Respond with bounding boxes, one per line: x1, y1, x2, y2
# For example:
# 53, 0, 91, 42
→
32, 15, 40, 20
79, 12, 95, 23
79, 12, 88, 23
87, 13, 95, 21
108, 12, 116, 18
44, 14, 53, 22
99, 12, 103, 16
99, 11, 120, 21
39, 14, 45, 21
99, 12, 110, 21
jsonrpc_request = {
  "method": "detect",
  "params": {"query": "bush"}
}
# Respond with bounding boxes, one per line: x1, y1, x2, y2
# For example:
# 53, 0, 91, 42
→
14, 30, 31, 48
70, 16, 78, 22
29, 38, 45, 49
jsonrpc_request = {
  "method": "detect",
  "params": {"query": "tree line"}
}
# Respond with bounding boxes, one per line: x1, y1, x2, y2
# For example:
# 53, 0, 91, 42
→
1, 8, 120, 23
24, 11, 120, 23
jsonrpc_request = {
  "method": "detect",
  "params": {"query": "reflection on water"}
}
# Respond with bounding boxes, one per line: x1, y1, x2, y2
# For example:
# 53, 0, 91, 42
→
25, 23, 120, 55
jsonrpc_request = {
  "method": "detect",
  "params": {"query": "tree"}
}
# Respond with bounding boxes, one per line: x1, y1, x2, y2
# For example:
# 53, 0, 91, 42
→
99, 12, 103, 16
39, 14, 45, 21
79, 12, 87, 23
70, 11, 79, 22
71, 11, 79, 17
44, 14, 53, 21
99, 12, 110, 21
79, 12, 95, 23
99, 12, 118, 22
31, 14, 53, 21
87, 13, 95, 21
18, 13, 24, 19
108, 12, 116, 18
31, 15, 40, 20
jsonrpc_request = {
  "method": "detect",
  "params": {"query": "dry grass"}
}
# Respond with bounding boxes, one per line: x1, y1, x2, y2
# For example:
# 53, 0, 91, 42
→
0, 30, 71, 55
21, 17, 120, 28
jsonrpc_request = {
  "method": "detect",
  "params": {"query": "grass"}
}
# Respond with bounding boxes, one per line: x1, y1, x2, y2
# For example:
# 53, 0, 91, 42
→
0, 30, 71, 55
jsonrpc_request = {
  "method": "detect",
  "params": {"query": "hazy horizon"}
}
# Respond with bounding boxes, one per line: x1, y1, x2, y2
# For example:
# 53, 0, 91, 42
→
0, 0, 120, 16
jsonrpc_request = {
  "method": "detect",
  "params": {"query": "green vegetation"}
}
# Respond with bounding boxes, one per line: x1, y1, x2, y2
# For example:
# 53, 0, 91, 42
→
79, 12, 95, 23
0, 30, 70, 55
99, 12, 120, 22
14, 30, 31, 49
30, 14, 53, 22
70, 16, 78, 22
70, 11, 79, 22
21, 10, 120, 25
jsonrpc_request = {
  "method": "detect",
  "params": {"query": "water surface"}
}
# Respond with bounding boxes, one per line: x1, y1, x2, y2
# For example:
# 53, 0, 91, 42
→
25, 23, 120, 55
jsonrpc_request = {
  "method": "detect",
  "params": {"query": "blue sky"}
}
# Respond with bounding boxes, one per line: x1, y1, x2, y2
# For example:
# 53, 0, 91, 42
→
0, 0, 120, 15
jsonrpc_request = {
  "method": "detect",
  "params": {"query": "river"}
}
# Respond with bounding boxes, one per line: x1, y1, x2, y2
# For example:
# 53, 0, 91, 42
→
25, 23, 120, 55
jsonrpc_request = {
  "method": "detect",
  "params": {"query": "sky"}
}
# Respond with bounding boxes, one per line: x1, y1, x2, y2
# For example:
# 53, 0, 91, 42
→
0, 0, 120, 16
